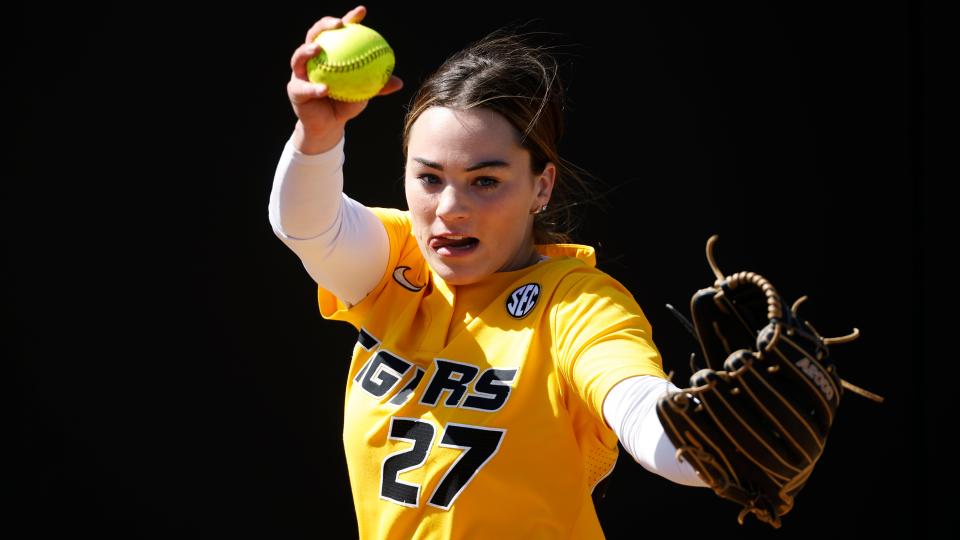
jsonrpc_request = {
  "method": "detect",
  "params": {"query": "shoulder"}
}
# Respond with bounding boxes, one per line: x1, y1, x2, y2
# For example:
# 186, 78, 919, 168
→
546, 263, 651, 334
367, 206, 411, 232
520, 244, 642, 326
553, 265, 637, 309
546, 259, 667, 394
366, 207, 419, 257
526, 243, 641, 314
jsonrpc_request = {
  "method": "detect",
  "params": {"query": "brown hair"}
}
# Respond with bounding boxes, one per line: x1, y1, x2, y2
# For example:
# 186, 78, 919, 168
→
401, 25, 605, 245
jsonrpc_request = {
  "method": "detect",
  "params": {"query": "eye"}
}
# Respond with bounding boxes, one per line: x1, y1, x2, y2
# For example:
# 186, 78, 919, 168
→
416, 173, 441, 186
474, 177, 499, 188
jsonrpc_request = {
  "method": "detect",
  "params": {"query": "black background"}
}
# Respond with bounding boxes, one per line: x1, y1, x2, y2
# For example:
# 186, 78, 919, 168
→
11, 1, 942, 538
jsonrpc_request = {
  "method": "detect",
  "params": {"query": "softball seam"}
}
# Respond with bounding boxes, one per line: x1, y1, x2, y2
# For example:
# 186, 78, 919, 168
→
313, 44, 393, 73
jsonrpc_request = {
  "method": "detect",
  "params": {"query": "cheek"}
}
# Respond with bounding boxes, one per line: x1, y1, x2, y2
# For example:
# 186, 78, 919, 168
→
405, 182, 432, 215
405, 186, 436, 240
474, 193, 531, 247
486, 185, 532, 224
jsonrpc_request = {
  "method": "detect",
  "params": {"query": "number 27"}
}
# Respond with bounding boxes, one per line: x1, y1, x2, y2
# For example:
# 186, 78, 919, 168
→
380, 418, 505, 509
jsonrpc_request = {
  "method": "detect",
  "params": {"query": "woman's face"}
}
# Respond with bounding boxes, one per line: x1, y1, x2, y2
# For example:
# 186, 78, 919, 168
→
405, 106, 555, 286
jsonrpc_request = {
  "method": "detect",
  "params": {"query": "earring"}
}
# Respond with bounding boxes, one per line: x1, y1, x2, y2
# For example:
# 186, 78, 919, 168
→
530, 204, 548, 215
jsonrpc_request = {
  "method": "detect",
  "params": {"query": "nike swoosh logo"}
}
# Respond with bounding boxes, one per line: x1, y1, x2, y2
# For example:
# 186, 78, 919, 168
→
392, 266, 424, 292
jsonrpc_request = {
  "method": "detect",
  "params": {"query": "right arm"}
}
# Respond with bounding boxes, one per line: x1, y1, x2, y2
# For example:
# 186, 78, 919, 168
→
269, 5, 404, 307
268, 130, 389, 307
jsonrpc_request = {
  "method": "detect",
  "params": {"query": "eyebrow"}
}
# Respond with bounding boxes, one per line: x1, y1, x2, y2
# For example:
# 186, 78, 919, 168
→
412, 157, 511, 172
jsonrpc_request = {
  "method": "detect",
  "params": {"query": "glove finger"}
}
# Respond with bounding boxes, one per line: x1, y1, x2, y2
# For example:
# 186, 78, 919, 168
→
690, 278, 776, 369
657, 385, 752, 488
692, 363, 807, 481
724, 350, 823, 465
659, 370, 807, 528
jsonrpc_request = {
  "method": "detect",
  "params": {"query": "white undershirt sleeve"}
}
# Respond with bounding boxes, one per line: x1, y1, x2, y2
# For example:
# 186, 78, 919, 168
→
267, 133, 390, 308
603, 375, 710, 487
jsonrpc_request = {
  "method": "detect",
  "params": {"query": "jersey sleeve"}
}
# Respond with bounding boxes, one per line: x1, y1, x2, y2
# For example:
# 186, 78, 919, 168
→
551, 271, 669, 428
316, 207, 414, 330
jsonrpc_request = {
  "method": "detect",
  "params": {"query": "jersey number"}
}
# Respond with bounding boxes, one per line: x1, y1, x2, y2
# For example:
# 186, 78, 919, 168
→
380, 418, 505, 509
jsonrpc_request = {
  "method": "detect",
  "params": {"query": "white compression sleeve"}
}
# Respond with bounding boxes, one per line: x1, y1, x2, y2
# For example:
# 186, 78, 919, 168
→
267, 134, 390, 307
603, 375, 709, 487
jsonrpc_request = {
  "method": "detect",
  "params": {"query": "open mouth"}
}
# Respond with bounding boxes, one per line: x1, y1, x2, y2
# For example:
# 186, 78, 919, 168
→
430, 236, 480, 257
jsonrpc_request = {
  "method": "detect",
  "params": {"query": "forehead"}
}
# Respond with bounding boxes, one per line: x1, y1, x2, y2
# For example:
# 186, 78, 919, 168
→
408, 107, 525, 164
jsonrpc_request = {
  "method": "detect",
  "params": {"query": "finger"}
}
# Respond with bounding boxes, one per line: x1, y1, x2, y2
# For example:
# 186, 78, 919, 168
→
287, 76, 329, 104
342, 5, 366, 24
290, 41, 322, 80
377, 75, 404, 96
305, 16, 344, 44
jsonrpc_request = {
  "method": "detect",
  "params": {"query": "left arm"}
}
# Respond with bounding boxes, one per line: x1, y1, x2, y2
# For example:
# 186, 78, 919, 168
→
551, 272, 708, 488
603, 375, 708, 487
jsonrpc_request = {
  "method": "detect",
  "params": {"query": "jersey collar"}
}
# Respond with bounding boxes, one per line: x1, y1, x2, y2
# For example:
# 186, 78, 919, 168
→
536, 243, 597, 268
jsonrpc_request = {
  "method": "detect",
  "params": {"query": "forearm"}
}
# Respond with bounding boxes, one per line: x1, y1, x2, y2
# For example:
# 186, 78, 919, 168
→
603, 375, 709, 487
269, 131, 347, 239
267, 132, 389, 306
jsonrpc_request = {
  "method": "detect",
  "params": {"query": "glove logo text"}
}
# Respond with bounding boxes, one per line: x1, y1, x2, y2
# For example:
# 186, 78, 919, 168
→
795, 357, 835, 401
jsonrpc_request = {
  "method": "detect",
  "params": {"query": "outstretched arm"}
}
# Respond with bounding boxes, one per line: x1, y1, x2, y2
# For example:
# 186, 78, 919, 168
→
603, 375, 709, 487
551, 273, 708, 487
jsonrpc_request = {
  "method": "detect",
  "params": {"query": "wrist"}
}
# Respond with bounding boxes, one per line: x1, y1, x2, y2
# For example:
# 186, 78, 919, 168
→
293, 121, 345, 155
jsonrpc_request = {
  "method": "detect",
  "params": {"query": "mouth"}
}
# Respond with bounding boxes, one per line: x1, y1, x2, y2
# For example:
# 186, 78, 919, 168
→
429, 234, 480, 257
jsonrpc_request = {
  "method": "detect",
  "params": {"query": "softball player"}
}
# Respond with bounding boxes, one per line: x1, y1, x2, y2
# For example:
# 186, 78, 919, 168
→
269, 6, 707, 539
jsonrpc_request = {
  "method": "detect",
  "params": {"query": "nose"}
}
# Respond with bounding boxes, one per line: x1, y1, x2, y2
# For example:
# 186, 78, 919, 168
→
436, 184, 469, 221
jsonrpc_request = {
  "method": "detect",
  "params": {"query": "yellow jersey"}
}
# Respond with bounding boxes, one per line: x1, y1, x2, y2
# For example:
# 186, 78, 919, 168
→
317, 207, 668, 539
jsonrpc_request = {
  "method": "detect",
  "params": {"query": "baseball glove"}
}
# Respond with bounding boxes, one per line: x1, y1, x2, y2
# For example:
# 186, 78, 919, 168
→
657, 234, 883, 528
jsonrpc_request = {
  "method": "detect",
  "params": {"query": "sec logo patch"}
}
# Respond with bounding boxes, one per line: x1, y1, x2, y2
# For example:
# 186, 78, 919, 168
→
506, 283, 540, 319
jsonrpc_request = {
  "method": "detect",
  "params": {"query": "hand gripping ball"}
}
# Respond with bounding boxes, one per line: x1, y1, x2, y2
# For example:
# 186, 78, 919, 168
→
306, 22, 395, 102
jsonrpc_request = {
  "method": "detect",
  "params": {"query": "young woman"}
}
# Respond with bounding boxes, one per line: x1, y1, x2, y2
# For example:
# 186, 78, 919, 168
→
269, 6, 706, 538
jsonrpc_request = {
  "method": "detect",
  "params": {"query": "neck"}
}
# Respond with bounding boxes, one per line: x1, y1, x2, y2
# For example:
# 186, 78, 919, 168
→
502, 244, 543, 272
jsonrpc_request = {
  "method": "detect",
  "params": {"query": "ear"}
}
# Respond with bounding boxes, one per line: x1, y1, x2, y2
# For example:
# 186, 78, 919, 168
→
534, 161, 557, 206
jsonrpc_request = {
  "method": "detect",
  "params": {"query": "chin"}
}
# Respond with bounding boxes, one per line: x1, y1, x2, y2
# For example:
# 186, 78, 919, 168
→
437, 268, 482, 286
430, 259, 489, 286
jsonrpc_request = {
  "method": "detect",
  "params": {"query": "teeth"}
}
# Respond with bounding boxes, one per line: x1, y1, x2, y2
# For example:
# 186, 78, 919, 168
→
444, 235, 465, 239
